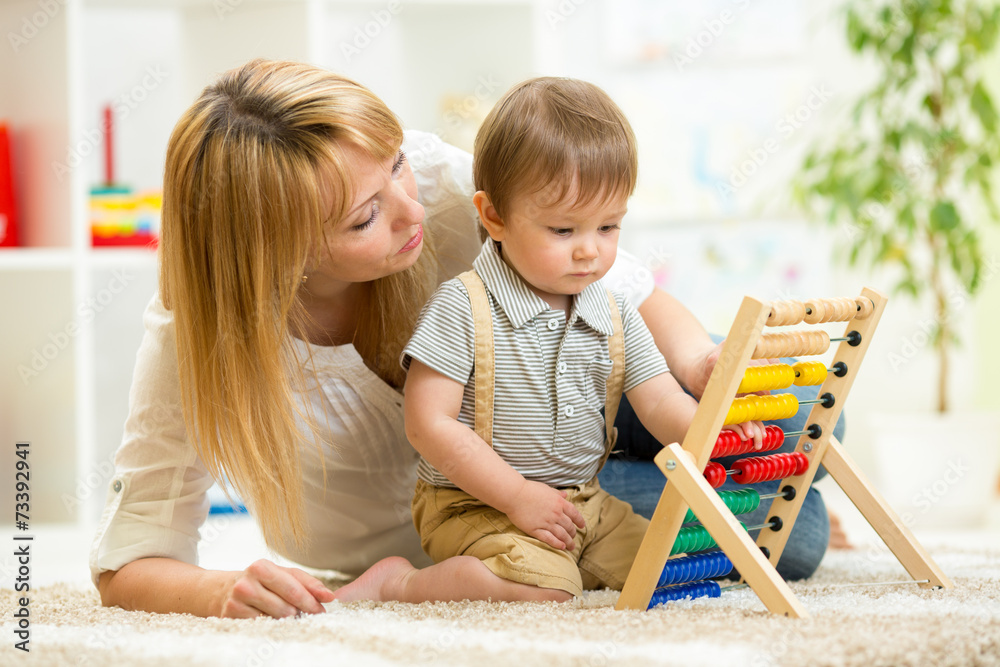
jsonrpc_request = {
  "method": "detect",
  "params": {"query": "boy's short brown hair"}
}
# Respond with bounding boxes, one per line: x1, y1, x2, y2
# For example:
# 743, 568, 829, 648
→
473, 77, 638, 221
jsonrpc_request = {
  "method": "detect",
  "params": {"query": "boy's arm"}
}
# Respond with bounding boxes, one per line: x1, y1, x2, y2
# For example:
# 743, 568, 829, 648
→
403, 359, 585, 550
625, 371, 765, 450
638, 288, 780, 401
637, 288, 718, 400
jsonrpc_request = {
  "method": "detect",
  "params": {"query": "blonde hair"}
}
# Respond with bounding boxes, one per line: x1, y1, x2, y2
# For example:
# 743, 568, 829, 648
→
160, 59, 435, 551
473, 77, 638, 220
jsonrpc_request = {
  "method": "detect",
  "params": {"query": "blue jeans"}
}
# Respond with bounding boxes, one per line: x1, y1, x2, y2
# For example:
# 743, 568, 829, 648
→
597, 340, 846, 581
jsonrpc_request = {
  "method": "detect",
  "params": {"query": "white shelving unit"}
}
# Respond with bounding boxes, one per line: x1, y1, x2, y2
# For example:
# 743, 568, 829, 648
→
1, 0, 546, 526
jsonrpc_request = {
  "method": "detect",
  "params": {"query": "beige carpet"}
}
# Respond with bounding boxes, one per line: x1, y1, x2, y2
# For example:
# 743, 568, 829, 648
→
3, 548, 999, 667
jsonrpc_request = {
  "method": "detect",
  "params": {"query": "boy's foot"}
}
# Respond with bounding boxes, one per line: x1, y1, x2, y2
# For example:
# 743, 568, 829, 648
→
331, 556, 416, 603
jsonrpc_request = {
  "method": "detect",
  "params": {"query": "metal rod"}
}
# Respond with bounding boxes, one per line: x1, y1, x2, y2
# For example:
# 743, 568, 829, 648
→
721, 583, 751, 593
820, 579, 930, 589
744, 519, 779, 531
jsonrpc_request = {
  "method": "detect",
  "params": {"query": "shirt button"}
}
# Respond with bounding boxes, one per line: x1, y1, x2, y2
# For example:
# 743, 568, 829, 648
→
565, 405, 575, 417
547, 319, 560, 330
112, 480, 122, 493
558, 361, 568, 374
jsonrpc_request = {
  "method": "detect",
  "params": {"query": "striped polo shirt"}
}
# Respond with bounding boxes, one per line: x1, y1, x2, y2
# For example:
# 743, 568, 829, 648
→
402, 240, 669, 488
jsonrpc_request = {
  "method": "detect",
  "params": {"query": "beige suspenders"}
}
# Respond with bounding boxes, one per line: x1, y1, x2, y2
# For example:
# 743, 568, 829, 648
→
456, 270, 625, 473
457, 271, 497, 448
599, 290, 625, 472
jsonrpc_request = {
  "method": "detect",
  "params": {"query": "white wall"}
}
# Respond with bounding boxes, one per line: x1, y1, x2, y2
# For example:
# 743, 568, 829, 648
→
10, 0, 994, 521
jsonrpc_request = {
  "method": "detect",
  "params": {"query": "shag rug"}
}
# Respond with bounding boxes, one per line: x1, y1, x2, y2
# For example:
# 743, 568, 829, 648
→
3, 548, 999, 667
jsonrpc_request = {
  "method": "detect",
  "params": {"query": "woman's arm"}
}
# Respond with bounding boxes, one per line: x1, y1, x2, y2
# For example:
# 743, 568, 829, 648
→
98, 557, 333, 618
94, 294, 333, 618
403, 359, 584, 550
638, 287, 719, 399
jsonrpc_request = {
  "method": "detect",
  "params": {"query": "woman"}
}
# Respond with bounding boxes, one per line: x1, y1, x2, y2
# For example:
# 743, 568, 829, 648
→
93, 59, 841, 618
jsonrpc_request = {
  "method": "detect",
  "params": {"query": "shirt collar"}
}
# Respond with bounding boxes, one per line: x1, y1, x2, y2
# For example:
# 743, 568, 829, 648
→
471, 240, 615, 336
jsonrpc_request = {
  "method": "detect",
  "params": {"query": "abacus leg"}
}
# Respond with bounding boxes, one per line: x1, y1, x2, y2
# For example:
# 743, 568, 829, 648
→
599, 460, 831, 580
652, 443, 807, 618
822, 436, 953, 590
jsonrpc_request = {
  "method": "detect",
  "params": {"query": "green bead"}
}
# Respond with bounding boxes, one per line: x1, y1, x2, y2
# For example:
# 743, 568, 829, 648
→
683, 489, 762, 524
670, 522, 749, 555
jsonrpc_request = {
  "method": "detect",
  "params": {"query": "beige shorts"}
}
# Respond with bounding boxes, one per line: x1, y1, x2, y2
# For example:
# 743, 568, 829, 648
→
412, 477, 650, 597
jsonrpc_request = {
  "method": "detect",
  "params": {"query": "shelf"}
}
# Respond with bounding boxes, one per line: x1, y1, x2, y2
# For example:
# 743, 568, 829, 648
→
88, 247, 159, 269
0, 247, 159, 271
0, 248, 74, 271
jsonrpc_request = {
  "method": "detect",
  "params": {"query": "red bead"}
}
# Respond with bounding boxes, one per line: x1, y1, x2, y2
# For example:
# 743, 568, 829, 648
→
730, 452, 811, 484
703, 462, 726, 488
711, 430, 743, 458
762, 425, 785, 452
710, 425, 785, 460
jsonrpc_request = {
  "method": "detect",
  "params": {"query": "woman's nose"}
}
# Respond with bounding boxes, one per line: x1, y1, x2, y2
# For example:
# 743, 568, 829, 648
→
392, 185, 425, 229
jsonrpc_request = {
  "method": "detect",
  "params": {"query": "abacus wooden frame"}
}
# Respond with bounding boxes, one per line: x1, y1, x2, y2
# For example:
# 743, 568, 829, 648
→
615, 287, 953, 617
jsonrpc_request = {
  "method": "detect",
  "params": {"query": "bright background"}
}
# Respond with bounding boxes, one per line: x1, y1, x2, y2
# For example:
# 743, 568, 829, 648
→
1, 0, 998, 558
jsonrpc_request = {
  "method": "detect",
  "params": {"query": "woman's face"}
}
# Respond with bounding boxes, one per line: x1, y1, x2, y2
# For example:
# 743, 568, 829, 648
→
310, 141, 425, 286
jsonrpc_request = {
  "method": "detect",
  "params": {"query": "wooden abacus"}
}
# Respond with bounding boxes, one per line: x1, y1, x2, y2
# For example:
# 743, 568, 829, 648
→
616, 288, 953, 617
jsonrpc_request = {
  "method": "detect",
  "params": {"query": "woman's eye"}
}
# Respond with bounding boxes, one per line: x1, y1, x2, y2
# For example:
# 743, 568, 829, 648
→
353, 203, 379, 231
392, 151, 407, 175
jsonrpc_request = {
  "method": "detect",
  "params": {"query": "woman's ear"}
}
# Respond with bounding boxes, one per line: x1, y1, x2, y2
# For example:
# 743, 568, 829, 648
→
473, 191, 506, 242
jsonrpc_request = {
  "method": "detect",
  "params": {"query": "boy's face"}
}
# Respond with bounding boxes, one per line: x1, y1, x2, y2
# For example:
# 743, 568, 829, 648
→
492, 181, 627, 306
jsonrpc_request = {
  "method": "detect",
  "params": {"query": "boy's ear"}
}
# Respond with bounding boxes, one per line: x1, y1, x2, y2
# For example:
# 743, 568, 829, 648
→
473, 191, 506, 242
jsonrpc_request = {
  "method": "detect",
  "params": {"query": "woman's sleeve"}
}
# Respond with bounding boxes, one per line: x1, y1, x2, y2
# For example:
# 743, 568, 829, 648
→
604, 247, 655, 308
403, 130, 483, 282
617, 292, 670, 392
89, 292, 215, 587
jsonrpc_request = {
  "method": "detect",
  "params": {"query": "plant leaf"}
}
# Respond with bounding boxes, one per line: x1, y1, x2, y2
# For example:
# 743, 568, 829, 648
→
971, 81, 998, 132
929, 201, 959, 231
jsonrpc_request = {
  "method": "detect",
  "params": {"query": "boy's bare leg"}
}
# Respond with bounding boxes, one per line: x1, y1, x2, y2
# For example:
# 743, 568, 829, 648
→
331, 556, 573, 604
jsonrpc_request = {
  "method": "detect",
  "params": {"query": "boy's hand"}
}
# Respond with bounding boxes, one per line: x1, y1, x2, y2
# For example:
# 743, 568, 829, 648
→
505, 480, 586, 551
723, 420, 766, 450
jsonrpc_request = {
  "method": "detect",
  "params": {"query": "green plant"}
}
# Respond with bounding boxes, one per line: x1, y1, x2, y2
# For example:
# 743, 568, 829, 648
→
795, 0, 1000, 412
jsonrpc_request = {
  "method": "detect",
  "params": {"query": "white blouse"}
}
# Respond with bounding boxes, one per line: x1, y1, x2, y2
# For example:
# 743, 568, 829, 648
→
89, 130, 656, 585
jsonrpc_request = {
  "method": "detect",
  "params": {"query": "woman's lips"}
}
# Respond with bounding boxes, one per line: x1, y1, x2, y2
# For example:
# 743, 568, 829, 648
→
398, 225, 423, 254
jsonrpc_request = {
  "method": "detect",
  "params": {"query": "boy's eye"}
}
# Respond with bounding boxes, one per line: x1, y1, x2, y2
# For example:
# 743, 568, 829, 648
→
599, 224, 620, 233
550, 228, 572, 236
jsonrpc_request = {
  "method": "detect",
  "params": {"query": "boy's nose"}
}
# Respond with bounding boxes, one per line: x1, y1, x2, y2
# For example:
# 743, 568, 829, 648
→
575, 238, 598, 260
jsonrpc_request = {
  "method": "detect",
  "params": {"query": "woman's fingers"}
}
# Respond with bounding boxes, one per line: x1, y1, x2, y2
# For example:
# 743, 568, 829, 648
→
219, 597, 267, 619
224, 572, 298, 618
252, 561, 329, 615
221, 560, 330, 619
287, 568, 336, 606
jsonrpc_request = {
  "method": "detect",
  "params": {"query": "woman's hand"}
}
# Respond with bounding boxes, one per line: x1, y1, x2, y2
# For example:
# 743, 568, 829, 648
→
505, 480, 586, 551
219, 559, 335, 618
